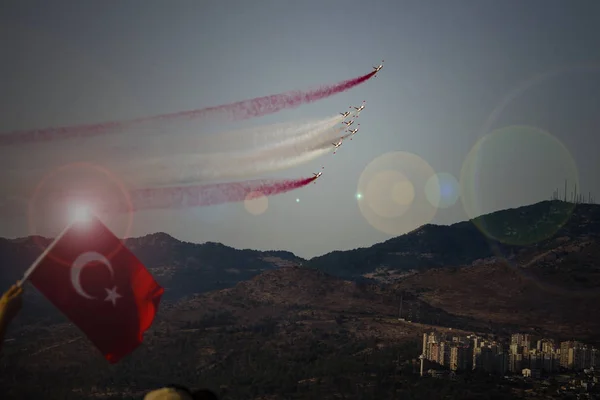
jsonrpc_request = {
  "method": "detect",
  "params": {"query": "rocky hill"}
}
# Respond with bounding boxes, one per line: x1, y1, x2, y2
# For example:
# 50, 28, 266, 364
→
1, 266, 499, 399
0, 232, 304, 327
307, 201, 600, 279
164, 266, 486, 333
4, 201, 598, 296
2, 262, 589, 399
2, 200, 599, 328
3, 196, 600, 399
394, 236, 600, 342
0, 232, 303, 300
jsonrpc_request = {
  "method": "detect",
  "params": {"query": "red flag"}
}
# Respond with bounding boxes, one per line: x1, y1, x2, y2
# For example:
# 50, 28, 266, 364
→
27, 215, 164, 363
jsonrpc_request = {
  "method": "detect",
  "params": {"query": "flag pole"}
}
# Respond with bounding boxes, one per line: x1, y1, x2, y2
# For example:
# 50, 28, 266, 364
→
19, 222, 74, 286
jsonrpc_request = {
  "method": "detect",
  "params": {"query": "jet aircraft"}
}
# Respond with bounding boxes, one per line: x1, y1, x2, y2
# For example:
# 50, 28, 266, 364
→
348, 125, 360, 140
373, 60, 384, 73
353, 101, 366, 112
332, 140, 343, 154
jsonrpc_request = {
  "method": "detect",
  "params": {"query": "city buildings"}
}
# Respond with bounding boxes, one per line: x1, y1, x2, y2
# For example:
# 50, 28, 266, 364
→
559, 340, 599, 370
421, 331, 600, 377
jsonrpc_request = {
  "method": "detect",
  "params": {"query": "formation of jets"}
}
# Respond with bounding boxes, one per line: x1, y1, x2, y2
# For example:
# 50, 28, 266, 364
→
316, 60, 383, 180
332, 99, 368, 152
316, 99, 368, 180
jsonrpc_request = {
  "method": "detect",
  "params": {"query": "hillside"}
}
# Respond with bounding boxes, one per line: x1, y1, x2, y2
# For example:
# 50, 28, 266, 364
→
2, 200, 599, 331
0, 232, 302, 301
165, 266, 487, 333
0, 232, 304, 328
2, 201, 598, 299
307, 201, 600, 279
3, 196, 600, 399
1, 267, 490, 400
394, 237, 600, 342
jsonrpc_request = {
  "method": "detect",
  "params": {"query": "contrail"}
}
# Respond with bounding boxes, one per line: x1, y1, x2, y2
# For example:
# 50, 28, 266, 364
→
239, 114, 344, 153
34, 177, 316, 214
0, 119, 356, 216
125, 176, 318, 211
140, 114, 344, 156
125, 125, 348, 186
0, 70, 376, 146
0, 115, 343, 175
0, 118, 346, 211
250, 115, 344, 147
0, 176, 319, 216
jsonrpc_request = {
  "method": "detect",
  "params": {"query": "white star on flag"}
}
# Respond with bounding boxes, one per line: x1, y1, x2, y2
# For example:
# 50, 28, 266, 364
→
104, 286, 122, 306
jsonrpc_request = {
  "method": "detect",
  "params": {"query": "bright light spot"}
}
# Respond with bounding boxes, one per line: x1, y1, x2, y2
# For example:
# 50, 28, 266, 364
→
244, 191, 268, 215
425, 172, 460, 209
71, 204, 92, 223
356, 193, 363, 200
364, 170, 414, 219
391, 180, 415, 206
296, 198, 300, 203
356, 151, 439, 236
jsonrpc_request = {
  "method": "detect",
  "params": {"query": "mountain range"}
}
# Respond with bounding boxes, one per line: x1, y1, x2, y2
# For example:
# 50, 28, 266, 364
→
1, 199, 600, 399
2, 200, 598, 296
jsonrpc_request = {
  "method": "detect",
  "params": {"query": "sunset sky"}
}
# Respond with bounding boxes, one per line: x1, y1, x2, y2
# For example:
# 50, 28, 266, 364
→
1, 0, 599, 258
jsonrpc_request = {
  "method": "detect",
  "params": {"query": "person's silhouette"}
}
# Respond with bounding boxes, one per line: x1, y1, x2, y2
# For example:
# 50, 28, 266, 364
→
144, 384, 218, 400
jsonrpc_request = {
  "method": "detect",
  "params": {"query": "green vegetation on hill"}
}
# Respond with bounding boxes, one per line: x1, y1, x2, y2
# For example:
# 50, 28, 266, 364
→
306, 222, 499, 277
307, 201, 600, 277
470, 200, 576, 245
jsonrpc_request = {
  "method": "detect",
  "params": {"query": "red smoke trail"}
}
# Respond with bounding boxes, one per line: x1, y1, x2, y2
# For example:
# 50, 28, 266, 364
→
123, 176, 316, 212
0, 71, 377, 147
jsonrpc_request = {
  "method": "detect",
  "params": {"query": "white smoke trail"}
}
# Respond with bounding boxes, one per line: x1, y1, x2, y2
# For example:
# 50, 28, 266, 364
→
268, 115, 344, 148
0, 114, 354, 214
248, 115, 342, 148
161, 147, 335, 186
173, 129, 355, 185
140, 114, 343, 157
124, 125, 349, 186
0, 115, 343, 178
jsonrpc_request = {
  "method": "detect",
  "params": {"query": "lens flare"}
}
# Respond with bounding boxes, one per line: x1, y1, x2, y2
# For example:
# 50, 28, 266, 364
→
70, 204, 92, 223
425, 172, 460, 209
460, 125, 578, 245
357, 151, 438, 236
27, 162, 134, 265
244, 191, 269, 215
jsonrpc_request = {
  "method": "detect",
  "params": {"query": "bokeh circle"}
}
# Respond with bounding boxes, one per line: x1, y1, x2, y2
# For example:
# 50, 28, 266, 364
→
244, 191, 268, 215
460, 125, 578, 245
425, 172, 460, 209
357, 151, 439, 236
28, 162, 134, 263
481, 62, 600, 136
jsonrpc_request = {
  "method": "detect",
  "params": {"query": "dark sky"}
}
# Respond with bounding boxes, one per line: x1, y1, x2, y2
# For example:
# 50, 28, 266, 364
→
1, 0, 599, 258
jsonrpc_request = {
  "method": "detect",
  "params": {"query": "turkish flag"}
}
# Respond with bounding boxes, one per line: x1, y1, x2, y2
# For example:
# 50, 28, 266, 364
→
27, 215, 164, 363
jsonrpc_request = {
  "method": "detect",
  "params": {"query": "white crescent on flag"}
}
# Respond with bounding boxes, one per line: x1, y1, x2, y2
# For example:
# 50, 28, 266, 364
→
70, 251, 115, 300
